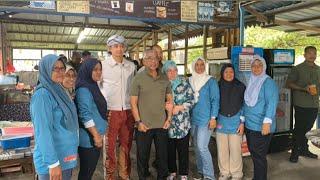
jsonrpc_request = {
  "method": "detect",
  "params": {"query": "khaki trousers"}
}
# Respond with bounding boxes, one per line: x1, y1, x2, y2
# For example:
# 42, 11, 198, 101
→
216, 132, 243, 179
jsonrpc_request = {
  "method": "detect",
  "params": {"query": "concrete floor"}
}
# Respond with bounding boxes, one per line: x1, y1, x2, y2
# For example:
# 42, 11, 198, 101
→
1, 138, 320, 180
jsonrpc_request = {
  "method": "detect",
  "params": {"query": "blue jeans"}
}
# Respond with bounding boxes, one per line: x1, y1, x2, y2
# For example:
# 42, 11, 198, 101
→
191, 125, 215, 180
38, 168, 72, 180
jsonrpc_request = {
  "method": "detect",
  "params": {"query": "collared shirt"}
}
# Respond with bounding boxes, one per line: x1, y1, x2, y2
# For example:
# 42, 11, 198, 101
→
130, 70, 172, 128
100, 56, 136, 110
287, 61, 320, 108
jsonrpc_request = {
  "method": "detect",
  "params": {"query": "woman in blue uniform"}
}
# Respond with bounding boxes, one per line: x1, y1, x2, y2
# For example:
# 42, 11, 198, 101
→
216, 63, 246, 180
243, 55, 279, 180
30, 54, 79, 180
75, 58, 108, 180
189, 57, 220, 180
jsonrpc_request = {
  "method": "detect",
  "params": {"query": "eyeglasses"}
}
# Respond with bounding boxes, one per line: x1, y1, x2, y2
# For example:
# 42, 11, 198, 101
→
52, 66, 66, 72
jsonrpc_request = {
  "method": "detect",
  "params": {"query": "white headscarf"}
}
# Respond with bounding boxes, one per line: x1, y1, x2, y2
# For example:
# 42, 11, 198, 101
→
244, 55, 269, 107
189, 57, 211, 103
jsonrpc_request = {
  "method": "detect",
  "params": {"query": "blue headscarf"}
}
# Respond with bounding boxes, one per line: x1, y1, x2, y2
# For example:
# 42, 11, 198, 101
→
36, 54, 78, 132
244, 55, 269, 107
162, 60, 181, 94
76, 58, 108, 120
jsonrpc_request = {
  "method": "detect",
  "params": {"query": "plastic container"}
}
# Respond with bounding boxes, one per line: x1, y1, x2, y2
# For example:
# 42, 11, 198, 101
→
0, 135, 31, 150
1, 127, 34, 136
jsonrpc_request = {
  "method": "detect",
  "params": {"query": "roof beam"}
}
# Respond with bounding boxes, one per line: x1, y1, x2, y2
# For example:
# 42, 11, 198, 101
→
284, 29, 304, 33
1, 18, 154, 32
242, 6, 270, 23
243, 5, 320, 34
307, 33, 320, 37
142, 21, 161, 30
241, 1, 260, 7
263, 15, 320, 28
245, 1, 320, 23
7, 31, 144, 40
274, 19, 320, 33
9, 40, 135, 47
291, 15, 320, 23
265, 1, 320, 15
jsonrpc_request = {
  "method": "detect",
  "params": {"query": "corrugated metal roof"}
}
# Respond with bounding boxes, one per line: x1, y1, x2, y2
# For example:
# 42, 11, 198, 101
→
2, 0, 320, 51
244, 0, 320, 37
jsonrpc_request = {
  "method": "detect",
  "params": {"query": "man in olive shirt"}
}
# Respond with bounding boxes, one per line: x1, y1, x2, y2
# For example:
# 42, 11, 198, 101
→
130, 49, 173, 180
286, 46, 319, 163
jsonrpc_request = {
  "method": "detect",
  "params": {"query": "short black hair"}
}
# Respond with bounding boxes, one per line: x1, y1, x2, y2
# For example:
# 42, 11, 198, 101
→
304, 46, 317, 53
82, 50, 91, 57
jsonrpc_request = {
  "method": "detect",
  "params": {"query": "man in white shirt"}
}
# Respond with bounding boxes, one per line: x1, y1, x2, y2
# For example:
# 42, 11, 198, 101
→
100, 35, 136, 180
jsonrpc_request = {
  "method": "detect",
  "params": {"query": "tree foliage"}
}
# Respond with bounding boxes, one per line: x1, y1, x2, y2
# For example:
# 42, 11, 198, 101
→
245, 26, 320, 56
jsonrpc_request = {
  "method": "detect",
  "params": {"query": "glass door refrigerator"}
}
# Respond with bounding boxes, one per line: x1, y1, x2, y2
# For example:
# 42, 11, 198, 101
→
264, 49, 295, 153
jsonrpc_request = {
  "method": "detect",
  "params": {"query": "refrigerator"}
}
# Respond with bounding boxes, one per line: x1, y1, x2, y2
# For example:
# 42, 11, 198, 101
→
230, 47, 295, 154
264, 49, 295, 153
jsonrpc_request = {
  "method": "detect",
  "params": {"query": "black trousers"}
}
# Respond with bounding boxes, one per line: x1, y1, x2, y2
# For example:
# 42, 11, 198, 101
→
78, 146, 101, 180
246, 128, 272, 180
293, 106, 318, 152
136, 128, 169, 180
168, 133, 189, 176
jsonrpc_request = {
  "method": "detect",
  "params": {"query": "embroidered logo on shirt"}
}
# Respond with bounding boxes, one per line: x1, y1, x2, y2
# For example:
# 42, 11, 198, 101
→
64, 154, 77, 162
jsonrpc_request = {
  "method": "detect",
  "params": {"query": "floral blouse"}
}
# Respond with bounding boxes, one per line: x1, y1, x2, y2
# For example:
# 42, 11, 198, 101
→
168, 78, 195, 139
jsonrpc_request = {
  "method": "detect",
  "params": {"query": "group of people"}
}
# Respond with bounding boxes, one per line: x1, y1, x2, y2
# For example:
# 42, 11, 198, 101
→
30, 32, 318, 180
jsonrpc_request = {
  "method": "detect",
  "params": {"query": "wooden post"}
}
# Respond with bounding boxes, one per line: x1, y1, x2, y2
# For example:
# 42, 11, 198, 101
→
235, 28, 240, 45
168, 28, 172, 60
135, 46, 139, 61
152, 32, 158, 45
230, 28, 235, 46
143, 39, 146, 51
203, 25, 208, 60
184, 24, 189, 75
224, 29, 230, 47
211, 31, 216, 48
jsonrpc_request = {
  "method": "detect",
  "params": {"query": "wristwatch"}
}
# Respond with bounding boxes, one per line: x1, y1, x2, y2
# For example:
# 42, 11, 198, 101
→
135, 120, 142, 127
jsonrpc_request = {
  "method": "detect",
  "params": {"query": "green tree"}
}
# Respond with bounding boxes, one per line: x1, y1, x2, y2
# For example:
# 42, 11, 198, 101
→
245, 26, 320, 57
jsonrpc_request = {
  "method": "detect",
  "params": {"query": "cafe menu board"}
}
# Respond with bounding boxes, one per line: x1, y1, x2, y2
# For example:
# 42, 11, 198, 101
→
181, 1, 198, 22
57, 0, 90, 14
50, 0, 234, 24
90, 0, 180, 20
90, 0, 124, 16
197, 1, 214, 23
215, 0, 233, 17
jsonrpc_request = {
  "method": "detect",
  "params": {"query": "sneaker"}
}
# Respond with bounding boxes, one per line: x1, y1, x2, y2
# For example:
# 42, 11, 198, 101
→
300, 150, 318, 159
167, 173, 177, 180
193, 173, 203, 180
289, 149, 299, 163
180, 175, 188, 180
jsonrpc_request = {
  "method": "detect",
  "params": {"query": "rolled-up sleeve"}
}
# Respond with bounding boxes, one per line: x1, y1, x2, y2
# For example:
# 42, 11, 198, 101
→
76, 88, 95, 128
264, 79, 279, 124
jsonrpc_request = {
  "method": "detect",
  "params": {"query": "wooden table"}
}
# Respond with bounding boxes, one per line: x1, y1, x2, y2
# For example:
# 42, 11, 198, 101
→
0, 156, 34, 177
